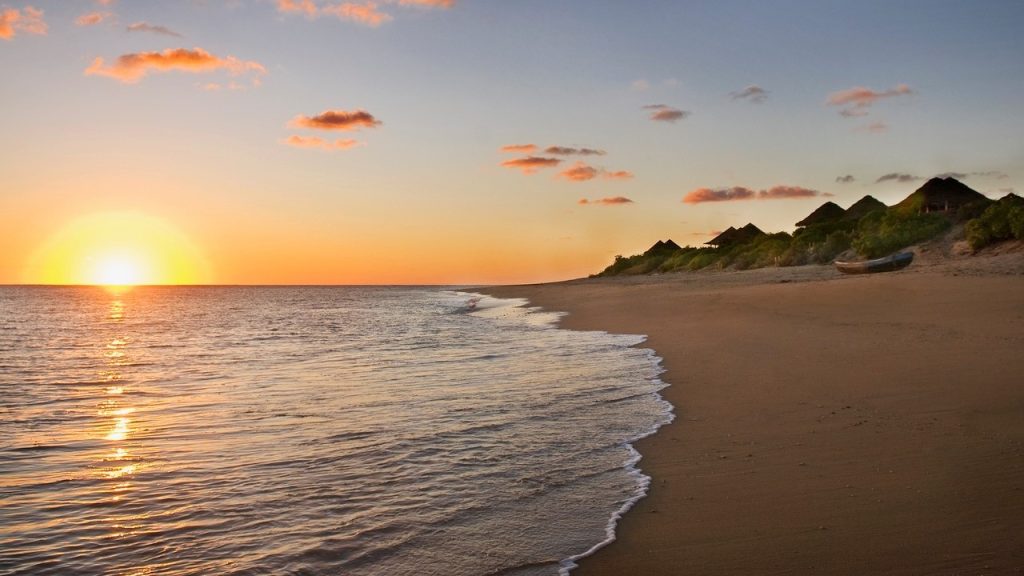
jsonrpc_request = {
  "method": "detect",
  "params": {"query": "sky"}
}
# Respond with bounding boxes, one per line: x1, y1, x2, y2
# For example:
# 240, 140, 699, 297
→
2, 0, 1023, 284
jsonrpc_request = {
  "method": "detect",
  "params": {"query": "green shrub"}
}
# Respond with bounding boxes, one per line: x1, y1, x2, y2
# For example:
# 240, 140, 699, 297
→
852, 210, 950, 258
966, 196, 1024, 250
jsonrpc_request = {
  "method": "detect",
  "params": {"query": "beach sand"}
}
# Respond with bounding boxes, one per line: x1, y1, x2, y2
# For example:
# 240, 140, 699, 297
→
483, 253, 1024, 574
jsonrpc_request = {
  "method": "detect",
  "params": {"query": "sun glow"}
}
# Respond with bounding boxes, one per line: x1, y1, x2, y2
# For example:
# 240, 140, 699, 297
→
24, 212, 212, 285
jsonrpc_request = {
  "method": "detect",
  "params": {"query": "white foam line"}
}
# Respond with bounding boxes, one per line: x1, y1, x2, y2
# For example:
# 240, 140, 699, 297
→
452, 290, 677, 575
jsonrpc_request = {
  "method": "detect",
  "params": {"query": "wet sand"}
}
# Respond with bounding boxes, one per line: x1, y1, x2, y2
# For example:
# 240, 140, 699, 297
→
483, 258, 1024, 574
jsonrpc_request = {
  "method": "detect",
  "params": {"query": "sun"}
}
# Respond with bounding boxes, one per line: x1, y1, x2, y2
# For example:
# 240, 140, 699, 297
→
24, 212, 212, 285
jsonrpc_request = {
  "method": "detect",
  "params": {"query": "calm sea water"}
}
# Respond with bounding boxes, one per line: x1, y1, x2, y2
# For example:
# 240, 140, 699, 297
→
0, 286, 671, 576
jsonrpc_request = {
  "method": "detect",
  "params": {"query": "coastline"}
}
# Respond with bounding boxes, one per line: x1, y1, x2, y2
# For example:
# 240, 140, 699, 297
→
481, 257, 1024, 574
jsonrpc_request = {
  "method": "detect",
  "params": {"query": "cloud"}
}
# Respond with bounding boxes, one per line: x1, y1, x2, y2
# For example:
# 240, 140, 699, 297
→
500, 156, 561, 174
683, 185, 822, 204
759, 185, 819, 200
85, 47, 266, 85
603, 170, 634, 180
127, 22, 183, 37
500, 143, 537, 154
559, 162, 600, 182
284, 135, 360, 150
290, 109, 382, 131
999, 187, 1016, 194
644, 104, 689, 123
76, 12, 111, 26
1, 6, 47, 40
827, 84, 913, 117
578, 196, 634, 206
836, 175, 856, 183
934, 170, 1009, 180
396, 0, 454, 6
277, 0, 451, 25
278, 0, 319, 17
875, 172, 919, 184
558, 162, 634, 182
730, 85, 768, 103
631, 79, 650, 92
544, 146, 606, 156
322, 2, 392, 26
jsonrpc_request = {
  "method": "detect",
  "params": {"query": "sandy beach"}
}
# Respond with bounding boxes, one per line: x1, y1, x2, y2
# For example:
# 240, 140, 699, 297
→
483, 253, 1024, 574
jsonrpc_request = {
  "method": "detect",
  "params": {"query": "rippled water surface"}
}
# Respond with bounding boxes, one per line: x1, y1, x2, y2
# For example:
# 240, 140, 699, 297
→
0, 286, 670, 575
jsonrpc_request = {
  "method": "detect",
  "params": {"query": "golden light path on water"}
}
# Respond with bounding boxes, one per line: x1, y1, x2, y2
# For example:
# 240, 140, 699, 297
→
0, 287, 671, 576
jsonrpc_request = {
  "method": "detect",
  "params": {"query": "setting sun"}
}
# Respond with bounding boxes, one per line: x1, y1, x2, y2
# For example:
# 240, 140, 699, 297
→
23, 212, 212, 285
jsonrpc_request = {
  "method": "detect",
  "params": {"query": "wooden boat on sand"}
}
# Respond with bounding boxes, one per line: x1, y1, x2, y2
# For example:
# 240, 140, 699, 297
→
834, 252, 914, 274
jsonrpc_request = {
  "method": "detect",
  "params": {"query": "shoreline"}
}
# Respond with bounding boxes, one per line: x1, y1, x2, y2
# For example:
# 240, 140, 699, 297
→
481, 259, 1024, 574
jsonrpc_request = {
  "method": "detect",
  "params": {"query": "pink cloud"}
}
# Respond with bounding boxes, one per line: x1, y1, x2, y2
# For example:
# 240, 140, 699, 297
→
683, 185, 821, 204
603, 170, 634, 181
1, 6, 47, 40
683, 187, 756, 204
75, 12, 110, 26
643, 104, 689, 123
758, 185, 819, 199
559, 162, 600, 182
397, 0, 454, 6
322, 2, 392, 26
827, 84, 913, 117
284, 135, 361, 150
579, 196, 634, 206
278, 0, 319, 16
290, 109, 382, 131
85, 47, 266, 85
500, 156, 561, 174
500, 143, 537, 154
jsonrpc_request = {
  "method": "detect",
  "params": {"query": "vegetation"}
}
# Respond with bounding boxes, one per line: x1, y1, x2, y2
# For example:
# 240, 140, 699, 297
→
965, 194, 1024, 250
595, 180, 1021, 277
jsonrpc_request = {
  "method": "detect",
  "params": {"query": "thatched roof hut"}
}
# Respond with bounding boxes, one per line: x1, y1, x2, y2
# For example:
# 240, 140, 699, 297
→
643, 239, 682, 256
843, 195, 887, 220
795, 201, 845, 227
893, 177, 987, 214
706, 223, 764, 247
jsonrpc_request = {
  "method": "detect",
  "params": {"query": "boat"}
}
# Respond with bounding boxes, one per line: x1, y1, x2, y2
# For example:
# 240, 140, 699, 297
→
834, 251, 914, 274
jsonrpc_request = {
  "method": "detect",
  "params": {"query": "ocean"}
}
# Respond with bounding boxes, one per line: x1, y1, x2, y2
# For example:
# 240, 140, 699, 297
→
0, 286, 672, 576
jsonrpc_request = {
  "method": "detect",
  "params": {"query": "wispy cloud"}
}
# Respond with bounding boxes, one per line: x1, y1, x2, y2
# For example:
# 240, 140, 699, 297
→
278, 0, 319, 17
857, 121, 889, 133
875, 172, 919, 184
277, 0, 452, 26
836, 175, 856, 183
500, 143, 537, 154
631, 79, 650, 92
75, 12, 111, 26
544, 146, 606, 156
500, 156, 561, 174
730, 85, 768, 103
322, 2, 392, 26
827, 84, 913, 117
1, 6, 47, 40
558, 162, 634, 182
290, 109, 382, 131
578, 196, 634, 206
934, 170, 1009, 180
283, 135, 361, 150
397, 0, 455, 6
683, 185, 821, 204
127, 22, 183, 37
603, 170, 634, 180
85, 47, 266, 85
644, 104, 689, 123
